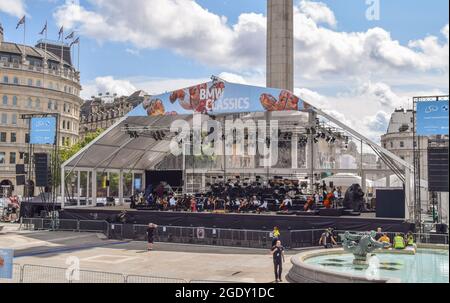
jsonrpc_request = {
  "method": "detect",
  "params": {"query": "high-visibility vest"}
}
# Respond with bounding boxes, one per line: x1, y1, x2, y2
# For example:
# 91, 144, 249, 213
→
407, 236, 414, 245
393, 236, 405, 249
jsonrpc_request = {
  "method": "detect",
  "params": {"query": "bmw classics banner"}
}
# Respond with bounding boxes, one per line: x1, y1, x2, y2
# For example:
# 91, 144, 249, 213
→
416, 100, 449, 136
127, 80, 313, 117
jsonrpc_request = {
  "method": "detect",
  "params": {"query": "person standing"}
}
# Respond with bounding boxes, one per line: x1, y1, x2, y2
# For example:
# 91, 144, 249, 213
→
146, 223, 158, 251
271, 240, 285, 283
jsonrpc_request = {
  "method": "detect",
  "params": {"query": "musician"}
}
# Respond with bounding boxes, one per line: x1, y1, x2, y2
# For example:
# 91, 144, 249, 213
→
257, 200, 268, 213
279, 196, 292, 212
304, 196, 316, 212
238, 198, 248, 212
190, 196, 197, 212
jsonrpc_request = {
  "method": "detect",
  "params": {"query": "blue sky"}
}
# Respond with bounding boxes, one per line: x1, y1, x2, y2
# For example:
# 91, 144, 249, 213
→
0, 0, 448, 140
1, 0, 448, 83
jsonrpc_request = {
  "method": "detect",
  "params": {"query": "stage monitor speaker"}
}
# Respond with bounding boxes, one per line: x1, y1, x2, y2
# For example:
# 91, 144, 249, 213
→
16, 164, 25, 174
376, 189, 405, 219
329, 181, 334, 188
428, 147, 449, 192
16, 175, 26, 186
34, 153, 50, 187
436, 224, 448, 234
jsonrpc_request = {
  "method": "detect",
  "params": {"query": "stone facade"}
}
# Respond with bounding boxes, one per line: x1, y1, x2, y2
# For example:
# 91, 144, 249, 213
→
0, 23, 82, 197
79, 90, 146, 138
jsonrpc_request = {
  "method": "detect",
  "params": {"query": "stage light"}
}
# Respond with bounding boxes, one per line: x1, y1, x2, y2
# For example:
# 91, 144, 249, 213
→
321, 133, 326, 139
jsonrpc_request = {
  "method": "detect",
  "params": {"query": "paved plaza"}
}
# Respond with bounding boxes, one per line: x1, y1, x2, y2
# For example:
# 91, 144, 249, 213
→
0, 224, 294, 283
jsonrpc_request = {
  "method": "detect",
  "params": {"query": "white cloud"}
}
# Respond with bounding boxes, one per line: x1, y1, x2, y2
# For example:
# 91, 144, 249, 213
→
53, 0, 449, 81
82, 76, 137, 98
298, 0, 337, 28
0, 0, 26, 18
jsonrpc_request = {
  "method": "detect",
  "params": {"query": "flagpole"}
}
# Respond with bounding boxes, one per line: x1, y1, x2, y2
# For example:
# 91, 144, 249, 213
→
60, 28, 64, 75
22, 17, 26, 62
77, 38, 80, 71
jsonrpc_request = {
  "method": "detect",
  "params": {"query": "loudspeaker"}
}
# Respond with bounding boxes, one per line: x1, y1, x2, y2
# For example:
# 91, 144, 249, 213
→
329, 181, 334, 188
16, 175, 26, 185
16, 164, 25, 174
436, 224, 448, 234
376, 189, 405, 218
428, 147, 449, 192
34, 153, 50, 187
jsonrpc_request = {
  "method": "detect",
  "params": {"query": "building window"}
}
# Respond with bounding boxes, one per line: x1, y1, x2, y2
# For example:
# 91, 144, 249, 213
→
11, 114, 17, 125
390, 141, 393, 148
27, 98, 33, 108
0, 132, 6, 142
28, 79, 33, 86
35, 98, 40, 109
67, 121, 70, 130
400, 141, 404, 148
48, 100, 53, 110
11, 133, 16, 143
25, 133, 30, 143
400, 156, 405, 160
1, 113, 7, 124
13, 77, 19, 84
2, 95, 7, 105
9, 152, 16, 164
3, 76, 8, 83
62, 120, 66, 129
36, 79, 42, 87
0, 152, 5, 164
12, 96, 17, 106
54, 101, 58, 110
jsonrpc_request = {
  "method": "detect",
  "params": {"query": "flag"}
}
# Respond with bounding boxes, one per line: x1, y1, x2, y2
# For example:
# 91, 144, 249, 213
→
58, 26, 64, 40
39, 21, 47, 35
70, 37, 80, 47
16, 16, 25, 29
65, 31, 75, 40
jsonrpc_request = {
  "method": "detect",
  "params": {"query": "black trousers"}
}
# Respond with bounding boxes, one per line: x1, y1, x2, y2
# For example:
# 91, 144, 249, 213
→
274, 260, 282, 280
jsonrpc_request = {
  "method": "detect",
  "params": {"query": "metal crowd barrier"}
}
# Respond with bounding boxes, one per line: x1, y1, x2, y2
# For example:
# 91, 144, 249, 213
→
2, 264, 218, 283
18, 218, 448, 248
129, 224, 272, 249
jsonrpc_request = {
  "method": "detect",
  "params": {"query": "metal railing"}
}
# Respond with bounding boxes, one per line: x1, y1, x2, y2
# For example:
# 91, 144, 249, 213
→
1, 264, 228, 283
18, 218, 448, 249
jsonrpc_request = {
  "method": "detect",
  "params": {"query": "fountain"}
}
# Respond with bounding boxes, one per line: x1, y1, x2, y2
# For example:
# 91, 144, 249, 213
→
340, 231, 389, 265
287, 231, 449, 283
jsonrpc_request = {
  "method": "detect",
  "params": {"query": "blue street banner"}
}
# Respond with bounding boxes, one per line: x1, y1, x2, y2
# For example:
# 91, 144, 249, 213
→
416, 100, 449, 136
127, 80, 313, 117
30, 117, 57, 145
0, 248, 14, 279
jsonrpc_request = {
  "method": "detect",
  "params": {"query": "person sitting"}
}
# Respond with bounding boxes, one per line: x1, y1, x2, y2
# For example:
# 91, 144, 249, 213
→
319, 228, 337, 248
251, 196, 260, 211
169, 196, 177, 210
279, 196, 292, 212
190, 197, 197, 212
405, 231, 416, 248
257, 200, 268, 214
304, 196, 315, 212
393, 233, 406, 250
146, 193, 154, 207
197, 195, 206, 212
238, 198, 248, 212
378, 233, 391, 248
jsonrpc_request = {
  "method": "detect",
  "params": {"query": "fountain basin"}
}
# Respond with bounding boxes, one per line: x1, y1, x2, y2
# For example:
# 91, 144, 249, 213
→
287, 244, 449, 283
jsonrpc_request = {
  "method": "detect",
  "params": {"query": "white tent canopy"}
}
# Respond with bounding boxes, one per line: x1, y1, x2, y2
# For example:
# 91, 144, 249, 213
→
373, 174, 428, 188
320, 173, 373, 188
64, 115, 193, 171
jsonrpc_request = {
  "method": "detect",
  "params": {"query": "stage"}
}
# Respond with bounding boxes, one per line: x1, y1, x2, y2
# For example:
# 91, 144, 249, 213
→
60, 206, 414, 232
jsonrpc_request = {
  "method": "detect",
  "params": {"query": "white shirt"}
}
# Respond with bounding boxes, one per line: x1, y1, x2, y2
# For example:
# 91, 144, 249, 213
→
169, 197, 176, 206
283, 198, 292, 206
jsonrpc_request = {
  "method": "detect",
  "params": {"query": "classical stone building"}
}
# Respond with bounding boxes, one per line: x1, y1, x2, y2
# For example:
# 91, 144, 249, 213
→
0, 23, 82, 196
79, 90, 146, 138
381, 109, 429, 180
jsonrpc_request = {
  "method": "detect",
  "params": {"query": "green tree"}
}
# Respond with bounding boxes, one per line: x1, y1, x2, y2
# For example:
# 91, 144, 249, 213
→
59, 129, 104, 163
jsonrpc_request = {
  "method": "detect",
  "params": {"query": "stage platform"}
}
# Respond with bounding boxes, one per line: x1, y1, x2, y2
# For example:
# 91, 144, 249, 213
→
60, 206, 414, 232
